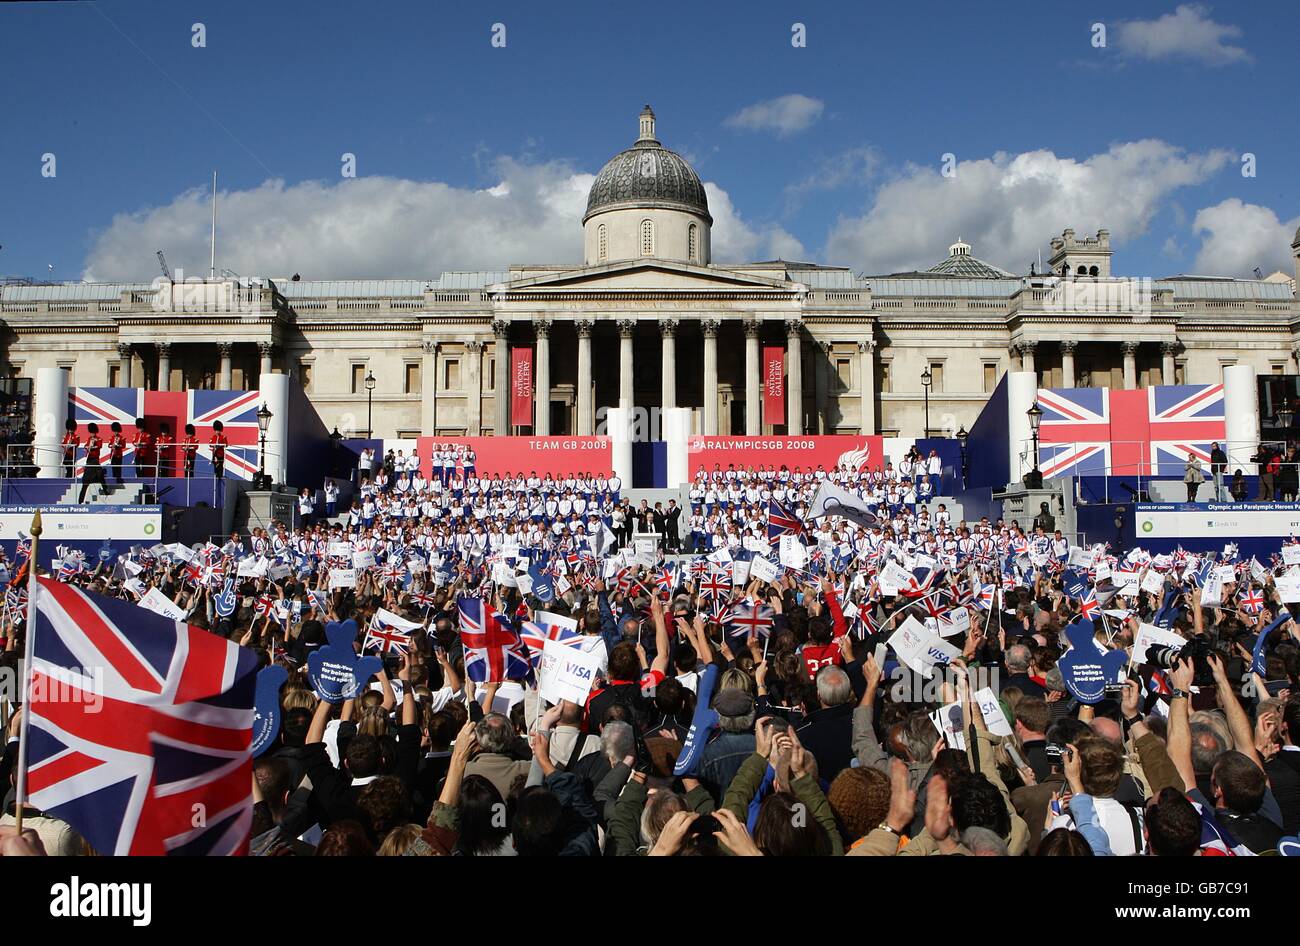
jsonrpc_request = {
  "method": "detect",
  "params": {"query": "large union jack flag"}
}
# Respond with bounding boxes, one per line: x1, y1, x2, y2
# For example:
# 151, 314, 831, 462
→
1036, 384, 1225, 479
23, 578, 259, 855
68, 387, 143, 475
456, 596, 529, 683
68, 387, 262, 480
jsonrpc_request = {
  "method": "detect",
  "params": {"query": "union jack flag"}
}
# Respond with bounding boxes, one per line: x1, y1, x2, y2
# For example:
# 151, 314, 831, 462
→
1035, 384, 1225, 479
380, 562, 405, 585
362, 615, 414, 656
1078, 587, 1100, 621
767, 499, 804, 545
253, 594, 275, 618
518, 612, 581, 668
409, 589, 439, 609
23, 578, 259, 855
654, 564, 677, 599
1239, 587, 1265, 616
457, 596, 529, 683
723, 598, 776, 640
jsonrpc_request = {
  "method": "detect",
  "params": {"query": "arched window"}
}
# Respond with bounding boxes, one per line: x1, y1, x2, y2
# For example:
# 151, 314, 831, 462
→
640, 219, 655, 257
1077, 265, 1088, 275
688, 224, 698, 263
1088, 265, 1099, 276
597, 224, 608, 261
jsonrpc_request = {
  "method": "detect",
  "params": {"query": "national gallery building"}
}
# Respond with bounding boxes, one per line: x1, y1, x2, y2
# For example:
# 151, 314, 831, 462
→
3, 106, 1297, 440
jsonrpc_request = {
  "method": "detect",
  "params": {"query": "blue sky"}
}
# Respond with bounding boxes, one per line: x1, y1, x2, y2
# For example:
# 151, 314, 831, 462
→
1, 0, 1296, 282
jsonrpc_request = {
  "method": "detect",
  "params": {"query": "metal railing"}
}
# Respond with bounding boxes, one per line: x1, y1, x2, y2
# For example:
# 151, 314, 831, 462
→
1014, 438, 1297, 504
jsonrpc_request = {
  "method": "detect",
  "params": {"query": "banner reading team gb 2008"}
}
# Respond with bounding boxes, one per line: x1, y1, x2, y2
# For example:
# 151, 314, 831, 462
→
762, 346, 785, 426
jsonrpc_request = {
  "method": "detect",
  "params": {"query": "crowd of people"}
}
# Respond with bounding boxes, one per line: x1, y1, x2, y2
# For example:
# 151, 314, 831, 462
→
2, 443, 1298, 859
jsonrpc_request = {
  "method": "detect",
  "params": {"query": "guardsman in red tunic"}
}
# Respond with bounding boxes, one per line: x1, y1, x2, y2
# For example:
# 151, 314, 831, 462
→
156, 424, 174, 478
78, 423, 106, 503
181, 423, 199, 479
209, 419, 228, 480
132, 417, 154, 478
61, 419, 79, 478
109, 421, 126, 483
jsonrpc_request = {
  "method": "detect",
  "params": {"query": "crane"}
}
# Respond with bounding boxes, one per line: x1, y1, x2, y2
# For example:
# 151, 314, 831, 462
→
156, 250, 172, 281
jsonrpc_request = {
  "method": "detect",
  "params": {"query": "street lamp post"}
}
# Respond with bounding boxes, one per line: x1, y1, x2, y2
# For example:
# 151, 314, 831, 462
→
920, 366, 932, 439
1026, 402, 1044, 488
256, 403, 273, 490
956, 424, 969, 489
364, 371, 376, 439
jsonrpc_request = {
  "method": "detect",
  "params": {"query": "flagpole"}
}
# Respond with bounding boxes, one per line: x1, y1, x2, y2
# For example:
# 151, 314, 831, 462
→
13, 509, 42, 836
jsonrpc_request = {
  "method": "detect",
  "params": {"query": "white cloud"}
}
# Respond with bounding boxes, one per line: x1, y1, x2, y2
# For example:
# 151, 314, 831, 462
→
1191, 198, 1299, 276
783, 146, 882, 212
1114, 4, 1251, 66
82, 157, 801, 279
705, 184, 806, 262
723, 94, 824, 137
824, 140, 1232, 275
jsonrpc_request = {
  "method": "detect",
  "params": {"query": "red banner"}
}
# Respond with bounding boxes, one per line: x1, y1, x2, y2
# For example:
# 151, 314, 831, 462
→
763, 346, 785, 426
687, 435, 884, 475
510, 347, 533, 427
417, 436, 613, 479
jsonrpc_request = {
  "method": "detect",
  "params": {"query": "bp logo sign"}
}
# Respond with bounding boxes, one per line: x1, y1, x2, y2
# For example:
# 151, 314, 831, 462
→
144, 522, 156, 535
1141, 520, 1154, 533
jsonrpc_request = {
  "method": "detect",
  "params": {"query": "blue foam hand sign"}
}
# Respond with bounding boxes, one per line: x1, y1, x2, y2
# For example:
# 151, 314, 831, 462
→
98, 539, 114, 563
673, 664, 719, 777
307, 619, 381, 704
1057, 619, 1129, 705
528, 562, 554, 603
214, 577, 238, 619
250, 664, 289, 757
1061, 569, 1087, 600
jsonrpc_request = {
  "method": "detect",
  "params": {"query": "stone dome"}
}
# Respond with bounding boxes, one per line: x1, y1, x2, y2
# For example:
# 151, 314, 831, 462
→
583, 106, 711, 224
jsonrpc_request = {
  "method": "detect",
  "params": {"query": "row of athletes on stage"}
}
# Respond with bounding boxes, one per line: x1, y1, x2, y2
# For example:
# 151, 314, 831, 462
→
61, 418, 230, 500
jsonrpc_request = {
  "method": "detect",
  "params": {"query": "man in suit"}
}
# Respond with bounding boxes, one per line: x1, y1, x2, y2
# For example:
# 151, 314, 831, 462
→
1265, 698, 1300, 833
664, 498, 682, 553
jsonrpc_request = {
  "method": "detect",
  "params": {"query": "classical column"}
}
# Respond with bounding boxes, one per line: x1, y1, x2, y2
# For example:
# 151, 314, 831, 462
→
258, 342, 274, 376
1122, 341, 1139, 389
701, 319, 720, 435
1019, 340, 1037, 375
116, 343, 133, 388
493, 319, 511, 435
814, 340, 830, 434
533, 319, 551, 435
1161, 340, 1177, 384
786, 319, 803, 435
421, 340, 439, 434
217, 342, 233, 390
575, 319, 594, 435
744, 319, 761, 435
1011, 345, 1022, 372
465, 341, 484, 436
858, 339, 876, 435
156, 342, 172, 392
617, 318, 636, 408
1059, 339, 1077, 389
659, 318, 678, 410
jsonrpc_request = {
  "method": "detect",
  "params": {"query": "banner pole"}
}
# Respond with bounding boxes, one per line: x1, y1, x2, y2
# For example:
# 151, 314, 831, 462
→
13, 508, 42, 836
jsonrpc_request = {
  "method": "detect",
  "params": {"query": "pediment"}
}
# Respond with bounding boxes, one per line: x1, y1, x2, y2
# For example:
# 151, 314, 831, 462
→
495, 259, 797, 294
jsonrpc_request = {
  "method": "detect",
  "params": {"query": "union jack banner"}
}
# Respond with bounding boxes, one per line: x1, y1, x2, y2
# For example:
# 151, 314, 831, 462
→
68, 387, 143, 475
1035, 384, 1226, 479
23, 578, 259, 855
68, 387, 262, 480
457, 596, 529, 683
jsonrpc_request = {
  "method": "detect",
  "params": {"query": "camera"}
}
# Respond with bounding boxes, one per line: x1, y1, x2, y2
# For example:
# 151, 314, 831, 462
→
1146, 638, 1218, 688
